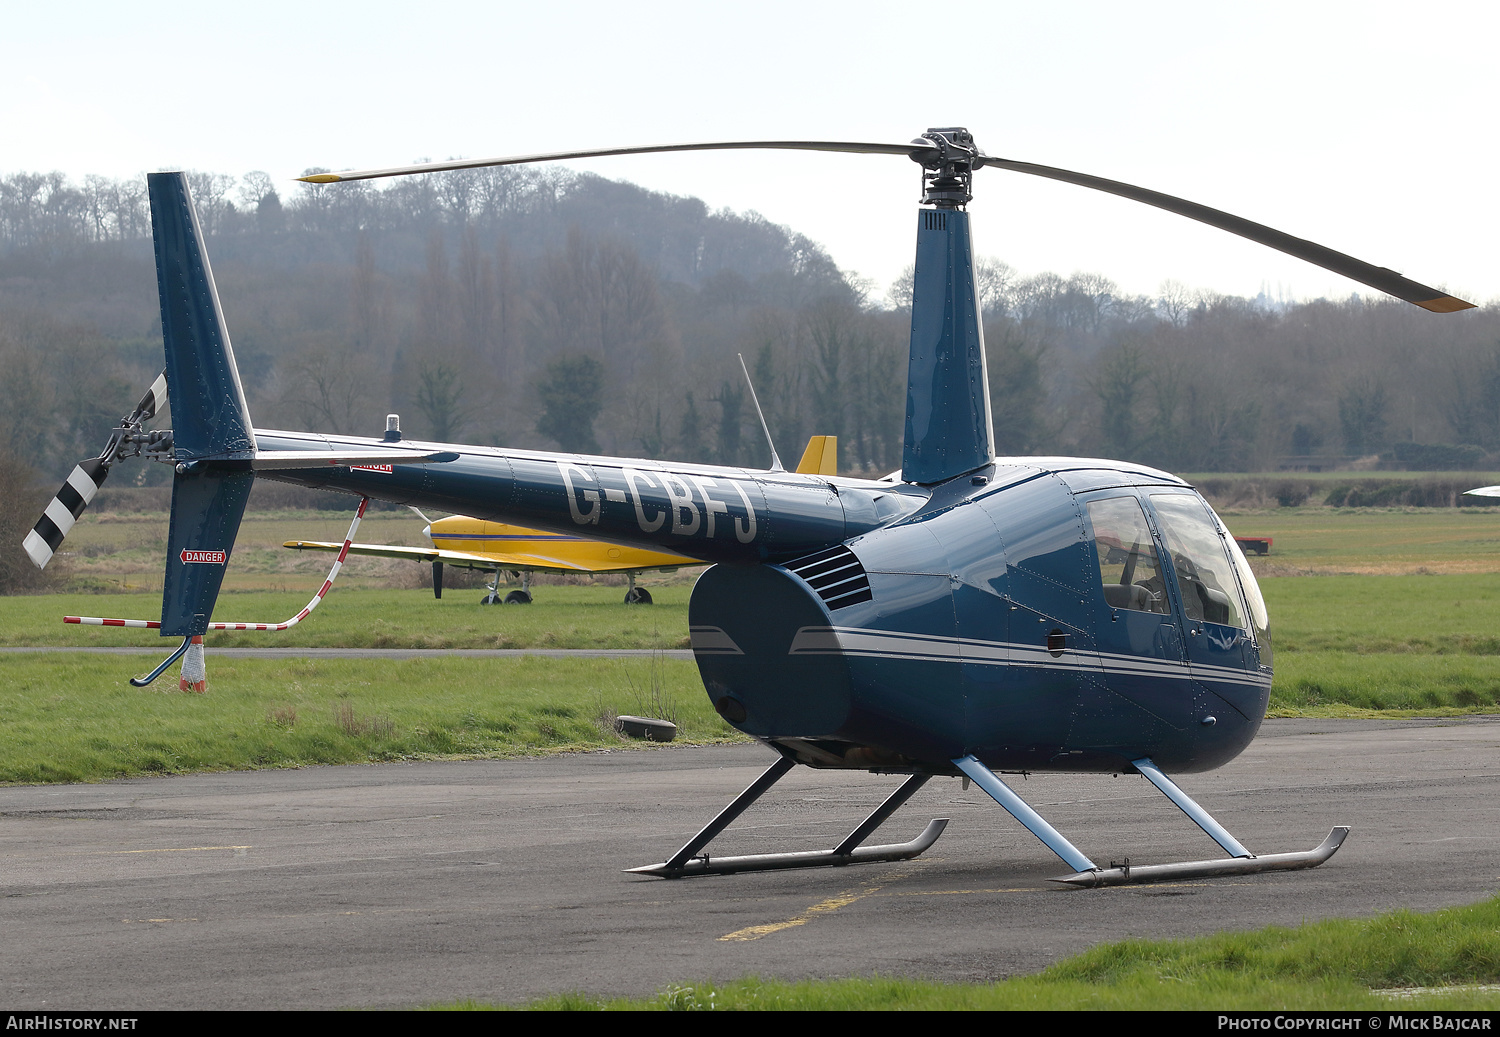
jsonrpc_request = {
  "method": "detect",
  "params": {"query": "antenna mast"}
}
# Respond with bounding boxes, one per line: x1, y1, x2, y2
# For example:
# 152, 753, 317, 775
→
738, 353, 784, 473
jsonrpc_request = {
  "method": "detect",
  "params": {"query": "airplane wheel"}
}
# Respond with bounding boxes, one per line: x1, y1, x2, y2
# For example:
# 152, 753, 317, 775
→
504, 590, 533, 605
480, 595, 497, 605
624, 587, 653, 605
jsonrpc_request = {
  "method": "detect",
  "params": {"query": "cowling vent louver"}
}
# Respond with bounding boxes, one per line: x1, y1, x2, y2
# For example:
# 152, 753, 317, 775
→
784, 545, 873, 610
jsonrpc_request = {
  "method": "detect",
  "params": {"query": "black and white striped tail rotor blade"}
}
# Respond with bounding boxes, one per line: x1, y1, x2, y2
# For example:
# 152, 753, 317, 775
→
24, 457, 109, 569
21, 368, 165, 570
130, 370, 168, 424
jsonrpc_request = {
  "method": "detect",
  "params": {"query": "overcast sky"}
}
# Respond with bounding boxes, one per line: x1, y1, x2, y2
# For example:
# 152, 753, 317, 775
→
4, 0, 1494, 307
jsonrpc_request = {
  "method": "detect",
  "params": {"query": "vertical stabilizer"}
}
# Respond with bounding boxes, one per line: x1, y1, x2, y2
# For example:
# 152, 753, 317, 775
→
902, 208, 993, 484
149, 172, 254, 460
148, 172, 256, 635
160, 467, 254, 636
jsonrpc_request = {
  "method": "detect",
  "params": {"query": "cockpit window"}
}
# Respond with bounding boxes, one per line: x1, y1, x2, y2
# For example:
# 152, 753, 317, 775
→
1086, 496, 1168, 615
1223, 526, 1272, 663
1149, 494, 1248, 630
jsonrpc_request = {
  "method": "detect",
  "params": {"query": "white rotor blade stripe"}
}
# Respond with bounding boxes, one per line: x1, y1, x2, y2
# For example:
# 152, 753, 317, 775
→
134, 371, 168, 422
25, 458, 108, 569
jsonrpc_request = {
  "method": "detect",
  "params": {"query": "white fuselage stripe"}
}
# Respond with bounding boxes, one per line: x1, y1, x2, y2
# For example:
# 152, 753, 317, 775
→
786, 626, 1271, 687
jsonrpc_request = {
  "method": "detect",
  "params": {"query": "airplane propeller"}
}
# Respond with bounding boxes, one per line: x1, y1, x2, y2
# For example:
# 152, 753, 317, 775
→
300, 130, 1472, 314
23, 371, 171, 569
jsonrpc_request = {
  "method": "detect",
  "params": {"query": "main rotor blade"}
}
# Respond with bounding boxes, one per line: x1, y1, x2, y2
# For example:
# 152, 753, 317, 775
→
978, 157, 1473, 313
299, 135, 1472, 313
298, 140, 936, 184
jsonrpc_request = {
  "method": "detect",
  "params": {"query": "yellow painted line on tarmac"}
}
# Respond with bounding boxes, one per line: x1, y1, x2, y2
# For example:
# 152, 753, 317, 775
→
719, 868, 917, 942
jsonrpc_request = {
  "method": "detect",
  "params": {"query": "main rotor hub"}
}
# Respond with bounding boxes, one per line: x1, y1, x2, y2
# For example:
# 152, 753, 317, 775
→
915, 127, 980, 209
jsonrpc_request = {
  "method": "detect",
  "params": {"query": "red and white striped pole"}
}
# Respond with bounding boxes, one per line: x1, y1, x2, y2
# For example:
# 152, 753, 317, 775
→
65, 498, 370, 691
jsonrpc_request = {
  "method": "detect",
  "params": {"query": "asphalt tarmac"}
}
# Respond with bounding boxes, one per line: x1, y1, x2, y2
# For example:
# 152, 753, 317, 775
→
2, 715, 1497, 1010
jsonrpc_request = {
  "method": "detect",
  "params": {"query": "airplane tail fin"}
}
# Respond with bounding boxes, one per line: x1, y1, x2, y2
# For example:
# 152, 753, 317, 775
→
149, 172, 256, 635
902, 208, 994, 484
795, 435, 838, 476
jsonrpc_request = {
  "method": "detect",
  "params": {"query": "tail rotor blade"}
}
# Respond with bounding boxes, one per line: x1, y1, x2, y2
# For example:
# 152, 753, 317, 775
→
23, 367, 171, 570
130, 370, 168, 425
24, 457, 109, 569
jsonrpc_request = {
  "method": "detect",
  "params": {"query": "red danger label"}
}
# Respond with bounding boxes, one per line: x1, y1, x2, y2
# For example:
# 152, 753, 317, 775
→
180, 549, 226, 564
350, 464, 393, 473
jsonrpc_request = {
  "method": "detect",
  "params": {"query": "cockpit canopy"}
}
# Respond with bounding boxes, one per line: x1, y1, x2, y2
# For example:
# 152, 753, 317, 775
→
1085, 492, 1270, 657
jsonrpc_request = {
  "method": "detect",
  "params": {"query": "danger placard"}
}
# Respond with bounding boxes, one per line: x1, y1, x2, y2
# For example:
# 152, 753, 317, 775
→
180, 549, 226, 564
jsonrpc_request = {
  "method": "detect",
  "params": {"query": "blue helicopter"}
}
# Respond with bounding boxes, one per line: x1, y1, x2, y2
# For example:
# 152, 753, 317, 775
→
28, 129, 1471, 886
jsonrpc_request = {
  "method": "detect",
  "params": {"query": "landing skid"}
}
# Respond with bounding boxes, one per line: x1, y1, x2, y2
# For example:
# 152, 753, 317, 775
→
953, 754, 1349, 887
1054, 828, 1350, 887
627, 756, 949, 878
628, 751, 1346, 884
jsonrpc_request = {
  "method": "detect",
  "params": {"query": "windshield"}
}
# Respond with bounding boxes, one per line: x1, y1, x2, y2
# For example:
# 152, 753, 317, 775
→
1149, 494, 1248, 630
1221, 516, 1271, 663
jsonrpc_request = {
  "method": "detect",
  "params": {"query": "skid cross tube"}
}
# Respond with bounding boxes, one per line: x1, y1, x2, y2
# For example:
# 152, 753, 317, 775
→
832, 774, 931, 855
953, 755, 1097, 872
956, 753, 1349, 886
628, 759, 948, 878
1131, 756, 1251, 859
659, 756, 795, 873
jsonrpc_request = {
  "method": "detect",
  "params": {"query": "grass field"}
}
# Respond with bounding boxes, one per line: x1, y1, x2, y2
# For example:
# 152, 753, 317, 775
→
47, 509, 440, 593
2, 571, 1496, 786
45, 504, 1500, 593
11, 507, 1500, 718
0, 585, 695, 650
1225, 507, 1500, 576
1186, 470, 1500, 484
0, 653, 733, 783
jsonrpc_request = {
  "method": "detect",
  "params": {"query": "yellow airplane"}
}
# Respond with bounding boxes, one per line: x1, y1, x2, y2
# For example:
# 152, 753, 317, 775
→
285, 436, 838, 605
